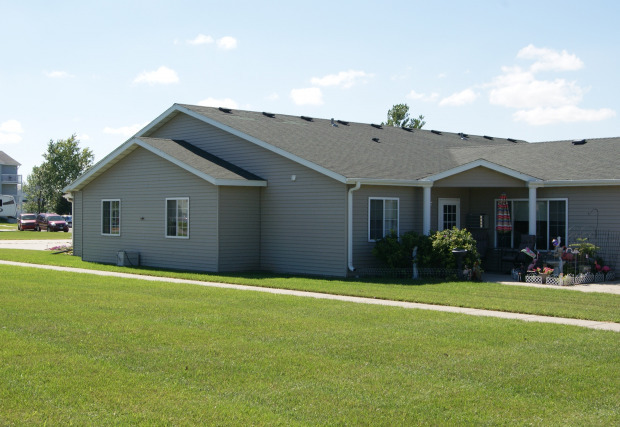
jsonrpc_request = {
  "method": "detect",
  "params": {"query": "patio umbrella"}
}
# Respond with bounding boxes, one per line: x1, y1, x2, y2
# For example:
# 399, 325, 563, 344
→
496, 192, 512, 233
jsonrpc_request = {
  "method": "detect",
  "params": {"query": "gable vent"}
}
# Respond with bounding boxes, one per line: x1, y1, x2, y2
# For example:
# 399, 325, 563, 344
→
219, 107, 232, 114
337, 120, 350, 126
507, 138, 517, 143
431, 130, 442, 135
301, 116, 313, 122
372, 137, 380, 143
371, 123, 382, 129
262, 112, 275, 118
483, 135, 494, 140
572, 139, 587, 145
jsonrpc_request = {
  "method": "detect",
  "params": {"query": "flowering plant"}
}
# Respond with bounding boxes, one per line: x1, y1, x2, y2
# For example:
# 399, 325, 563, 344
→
536, 266, 554, 275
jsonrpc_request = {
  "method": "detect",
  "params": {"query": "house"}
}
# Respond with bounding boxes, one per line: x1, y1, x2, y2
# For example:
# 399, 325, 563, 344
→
0, 151, 22, 218
63, 104, 620, 276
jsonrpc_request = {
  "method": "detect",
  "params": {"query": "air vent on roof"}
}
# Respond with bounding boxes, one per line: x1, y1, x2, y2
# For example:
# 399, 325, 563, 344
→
262, 112, 275, 118
431, 130, 442, 135
337, 120, 349, 126
300, 115, 313, 122
483, 135, 494, 140
372, 137, 380, 143
371, 123, 382, 129
572, 139, 587, 145
330, 118, 338, 127
401, 127, 413, 132
458, 132, 469, 140
219, 107, 232, 113
507, 138, 517, 143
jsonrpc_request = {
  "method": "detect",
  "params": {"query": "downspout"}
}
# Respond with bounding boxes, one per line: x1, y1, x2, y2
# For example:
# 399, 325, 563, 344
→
348, 181, 362, 272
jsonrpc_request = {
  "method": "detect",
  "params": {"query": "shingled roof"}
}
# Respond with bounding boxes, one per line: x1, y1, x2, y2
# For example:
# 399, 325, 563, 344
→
171, 104, 620, 183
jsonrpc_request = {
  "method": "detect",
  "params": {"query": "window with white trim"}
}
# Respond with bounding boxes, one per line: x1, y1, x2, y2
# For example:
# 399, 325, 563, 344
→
166, 198, 189, 238
368, 198, 399, 241
101, 199, 120, 236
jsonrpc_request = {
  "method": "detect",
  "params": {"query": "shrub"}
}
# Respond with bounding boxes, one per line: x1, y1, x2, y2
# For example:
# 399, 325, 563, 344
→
372, 231, 432, 269
372, 228, 481, 272
428, 227, 481, 270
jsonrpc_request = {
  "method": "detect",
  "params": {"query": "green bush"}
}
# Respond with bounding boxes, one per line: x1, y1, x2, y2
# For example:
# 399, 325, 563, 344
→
429, 227, 481, 270
372, 231, 432, 269
373, 228, 481, 271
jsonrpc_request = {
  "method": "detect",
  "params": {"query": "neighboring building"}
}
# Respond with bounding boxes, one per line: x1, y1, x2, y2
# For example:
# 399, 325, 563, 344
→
63, 104, 620, 276
0, 151, 22, 218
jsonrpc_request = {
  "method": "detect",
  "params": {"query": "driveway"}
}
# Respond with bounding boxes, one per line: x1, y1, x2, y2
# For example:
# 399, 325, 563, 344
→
0, 239, 72, 250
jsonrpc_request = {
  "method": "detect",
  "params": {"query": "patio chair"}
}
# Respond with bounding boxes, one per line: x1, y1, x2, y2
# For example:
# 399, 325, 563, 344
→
501, 234, 536, 273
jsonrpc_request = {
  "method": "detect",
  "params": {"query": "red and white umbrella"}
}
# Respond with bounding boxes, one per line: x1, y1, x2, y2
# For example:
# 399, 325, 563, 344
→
496, 193, 512, 234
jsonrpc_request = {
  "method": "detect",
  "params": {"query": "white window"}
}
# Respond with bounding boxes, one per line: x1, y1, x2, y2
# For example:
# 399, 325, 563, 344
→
101, 199, 120, 236
368, 198, 399, 241
438, 198, 460, 230
166, 198, 189, 238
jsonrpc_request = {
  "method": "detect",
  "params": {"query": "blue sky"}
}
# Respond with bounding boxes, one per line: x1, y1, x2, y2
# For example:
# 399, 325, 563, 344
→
1, 0, 619, 180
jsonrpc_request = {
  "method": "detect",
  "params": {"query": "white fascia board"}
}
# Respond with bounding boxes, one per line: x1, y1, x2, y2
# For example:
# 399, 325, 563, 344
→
135, 104, 180, 137
537, 179, 620, 188
63, 139, 139, 192
170, 105, 348, 184
133, 138, 266, 187
346, 178, 431, 187
425, 159, 538, 183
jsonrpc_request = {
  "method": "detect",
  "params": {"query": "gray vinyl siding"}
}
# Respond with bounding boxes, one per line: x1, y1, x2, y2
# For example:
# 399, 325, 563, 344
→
218, 186, 260, 271
434, 167, 525, 188
351, 185, 421, 269
79, 147, 219, 272
72, 191, 83, 256
150, 113, 348, 276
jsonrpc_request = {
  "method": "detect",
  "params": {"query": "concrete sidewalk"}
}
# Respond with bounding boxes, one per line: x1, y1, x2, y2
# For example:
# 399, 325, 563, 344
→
1, 260, 618, 332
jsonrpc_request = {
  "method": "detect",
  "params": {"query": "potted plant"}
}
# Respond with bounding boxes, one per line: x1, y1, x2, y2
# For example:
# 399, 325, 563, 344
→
571, 238, 599, 273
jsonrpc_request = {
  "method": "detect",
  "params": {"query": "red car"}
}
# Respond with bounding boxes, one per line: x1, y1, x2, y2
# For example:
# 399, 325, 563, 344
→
17, 213, 37, 231
36, 213, 70, 232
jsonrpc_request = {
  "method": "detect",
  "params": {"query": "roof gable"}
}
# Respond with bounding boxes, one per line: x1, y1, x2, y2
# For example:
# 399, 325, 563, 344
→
64, 137, 266, 192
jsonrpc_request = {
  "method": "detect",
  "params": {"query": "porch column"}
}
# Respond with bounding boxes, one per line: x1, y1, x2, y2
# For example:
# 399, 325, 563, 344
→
423, 185, 431, 235
528, 185, 537, 236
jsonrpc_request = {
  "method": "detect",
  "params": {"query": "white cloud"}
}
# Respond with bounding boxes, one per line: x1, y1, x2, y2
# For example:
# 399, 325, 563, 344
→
407, 90, 439, 102
513, 106, 616, 125
439, 89, 478, 106
197, 97, 239, 109
489, 66, 584, 109
187, 34, 214, 45
0, 119, 23, 144
103, 123, 146, 138
0, 119, 23, 133
266, 92, 279, 101
133, 66, 179, 85
310, 70, 373, 89
216, 36, 238, 50
517, 44, 584, 73
290, 87, 323, 106
45, 70, 74, 78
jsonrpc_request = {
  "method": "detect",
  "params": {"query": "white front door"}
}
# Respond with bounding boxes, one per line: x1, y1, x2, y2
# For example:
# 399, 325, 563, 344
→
438, 198, 460, 230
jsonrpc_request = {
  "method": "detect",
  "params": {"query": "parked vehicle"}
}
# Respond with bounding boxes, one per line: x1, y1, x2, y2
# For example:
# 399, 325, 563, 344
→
0, 195, 17, 218
62, 215, 73, 227
36, 213, 69, 232
17, 213, 37, 231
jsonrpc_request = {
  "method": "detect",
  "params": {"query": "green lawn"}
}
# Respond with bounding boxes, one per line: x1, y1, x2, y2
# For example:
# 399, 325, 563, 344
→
1, 248, 619, 323
1, 264, 618, 425
0, 225, 72, 239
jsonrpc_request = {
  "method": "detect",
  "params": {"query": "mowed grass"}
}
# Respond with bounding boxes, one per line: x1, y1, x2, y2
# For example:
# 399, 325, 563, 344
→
0, 223, 72, 239
0, 249, 619, 323
1, 264, 618, 425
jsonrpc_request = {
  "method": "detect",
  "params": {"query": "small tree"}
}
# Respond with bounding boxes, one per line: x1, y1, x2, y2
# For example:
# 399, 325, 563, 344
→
23, 134, 94, 214
382, 103, 425, 129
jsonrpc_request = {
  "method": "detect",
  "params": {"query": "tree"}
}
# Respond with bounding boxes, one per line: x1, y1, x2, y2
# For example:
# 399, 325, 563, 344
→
382, 103, 425, 129
23, 134, 94, 214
